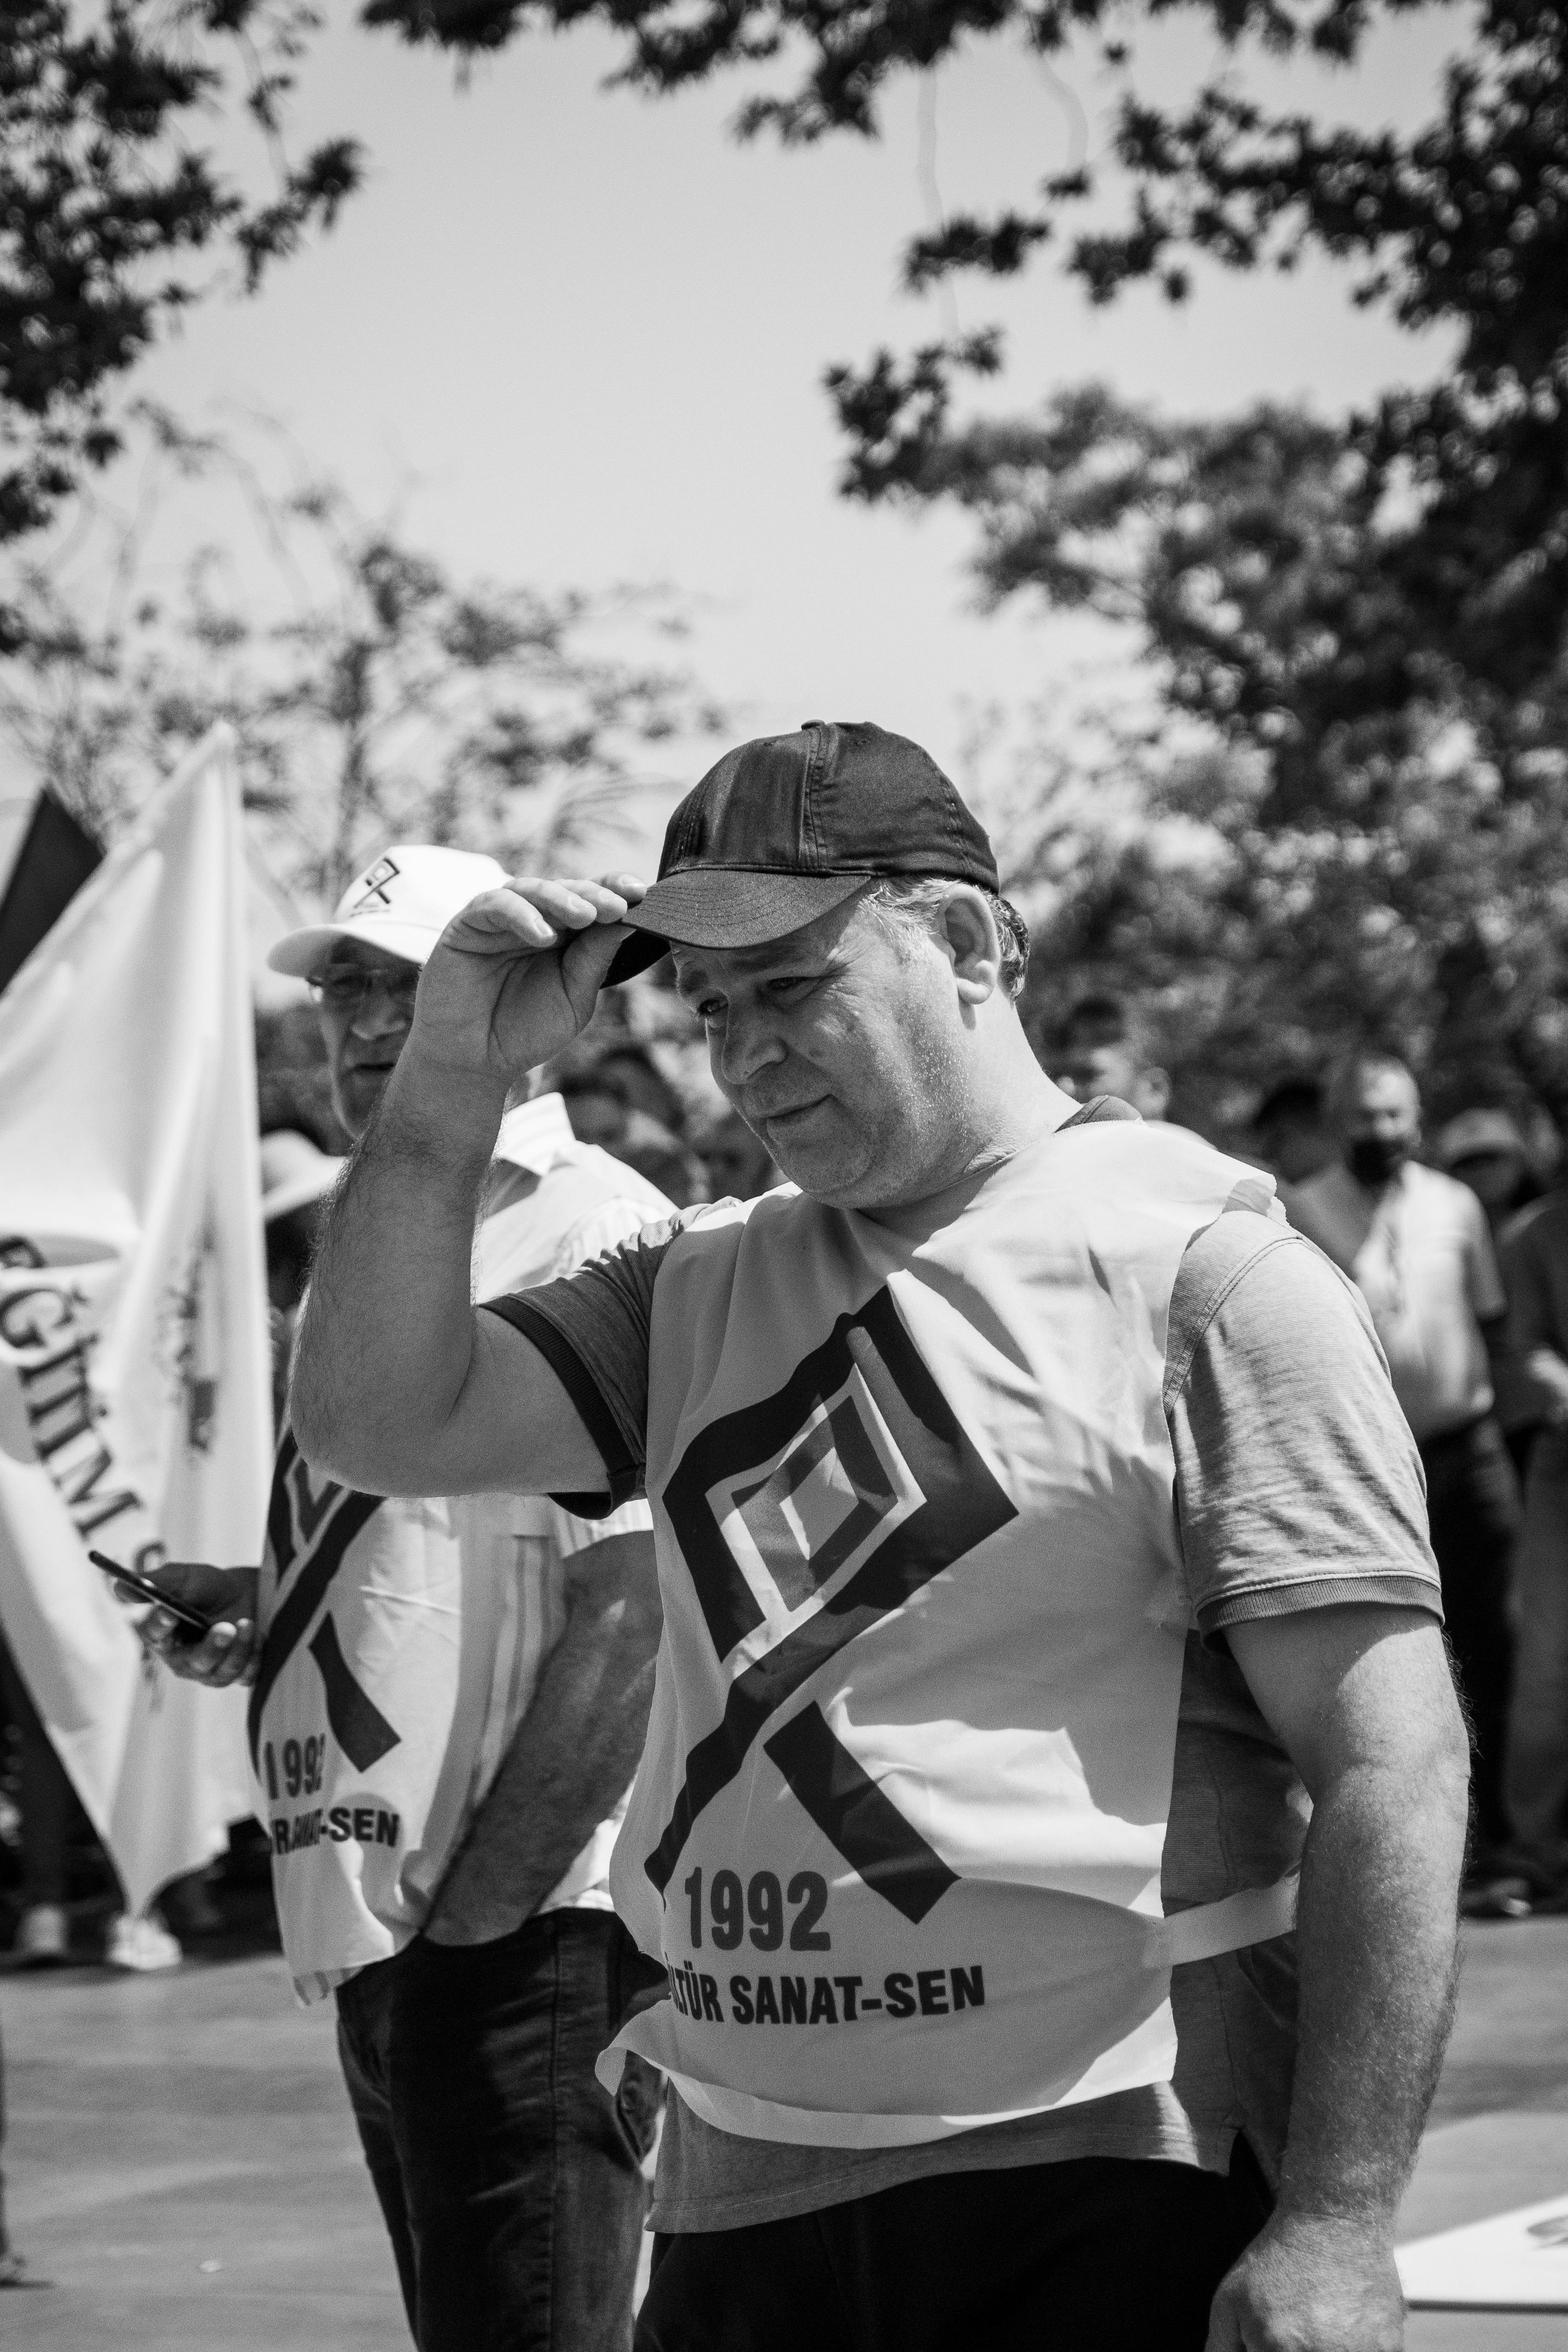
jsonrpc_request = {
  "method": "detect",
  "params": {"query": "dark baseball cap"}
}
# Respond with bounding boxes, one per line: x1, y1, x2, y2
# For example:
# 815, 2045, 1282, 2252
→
606, 720, 1000, 983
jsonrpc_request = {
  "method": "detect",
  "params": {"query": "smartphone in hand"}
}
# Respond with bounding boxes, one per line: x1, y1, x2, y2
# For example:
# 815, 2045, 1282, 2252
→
88, 1551, 215, 1641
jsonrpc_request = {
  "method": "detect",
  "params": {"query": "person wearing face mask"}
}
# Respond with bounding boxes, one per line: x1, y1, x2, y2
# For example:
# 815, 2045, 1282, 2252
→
1286, 1052, 1523, 1910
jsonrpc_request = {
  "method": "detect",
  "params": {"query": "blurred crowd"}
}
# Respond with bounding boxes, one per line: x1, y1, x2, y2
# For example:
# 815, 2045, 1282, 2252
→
1045, 988, 1568, 1921
6, 973, 1568, 1966
0, 1011, 777, 1974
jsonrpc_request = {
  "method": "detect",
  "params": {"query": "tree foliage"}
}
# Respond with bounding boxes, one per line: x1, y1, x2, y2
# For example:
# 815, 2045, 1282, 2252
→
0, 0, 360, 561
364, 0, 1568, 721
0, 407, 725, 901
1000, 705, 1568, 1139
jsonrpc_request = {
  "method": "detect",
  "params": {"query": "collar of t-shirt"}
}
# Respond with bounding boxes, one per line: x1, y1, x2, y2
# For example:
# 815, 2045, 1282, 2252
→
490, 1090, 1134, 1197
1063, 1095, 1138, 1129
494, 1091, 576, 1178
854, 1094, 1140, 1246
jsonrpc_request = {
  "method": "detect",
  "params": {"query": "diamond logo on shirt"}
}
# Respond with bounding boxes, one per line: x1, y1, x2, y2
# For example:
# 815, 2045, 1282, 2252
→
707, 1367, 924, 1626
649, 1286, 1017, 1908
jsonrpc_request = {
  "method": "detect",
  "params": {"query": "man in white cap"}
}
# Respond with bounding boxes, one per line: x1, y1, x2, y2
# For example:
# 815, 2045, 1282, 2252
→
146, 844, 672, 2352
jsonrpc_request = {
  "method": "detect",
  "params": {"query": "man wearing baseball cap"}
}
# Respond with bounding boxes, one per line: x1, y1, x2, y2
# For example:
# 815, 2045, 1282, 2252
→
145, 843, 672, 2352
292, 724, 1467, 2352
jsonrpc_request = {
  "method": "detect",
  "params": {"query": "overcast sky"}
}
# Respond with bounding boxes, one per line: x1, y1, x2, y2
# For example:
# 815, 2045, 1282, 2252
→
122, 4, 1465, 840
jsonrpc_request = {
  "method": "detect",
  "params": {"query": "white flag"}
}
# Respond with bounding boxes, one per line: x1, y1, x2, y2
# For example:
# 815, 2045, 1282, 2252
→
0, 729, 271, 1915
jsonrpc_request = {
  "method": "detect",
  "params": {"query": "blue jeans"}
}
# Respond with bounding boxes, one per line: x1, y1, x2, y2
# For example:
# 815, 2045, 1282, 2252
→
337, 1910, 664, 2352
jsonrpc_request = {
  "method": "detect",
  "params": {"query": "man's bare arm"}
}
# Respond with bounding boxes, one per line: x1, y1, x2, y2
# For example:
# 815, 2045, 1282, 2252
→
1205, 1605, 1469, 2352
292, 875, 641, 1498
424, 1530, 662, 1945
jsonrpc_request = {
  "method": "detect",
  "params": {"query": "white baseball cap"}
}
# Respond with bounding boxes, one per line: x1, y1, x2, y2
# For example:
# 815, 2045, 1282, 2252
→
260, 1130, 345, 1224
268, 844, 510, 979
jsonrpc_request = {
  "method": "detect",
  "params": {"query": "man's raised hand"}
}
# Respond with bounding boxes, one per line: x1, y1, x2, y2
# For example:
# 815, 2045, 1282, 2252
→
409, 875, 646, 1089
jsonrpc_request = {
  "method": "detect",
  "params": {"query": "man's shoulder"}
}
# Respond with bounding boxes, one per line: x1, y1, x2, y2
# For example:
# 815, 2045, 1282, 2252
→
1406, 1160, 1470, 1208
1503, 1189, 1568, 1263
1167, 1211, 1369, 1396
1284, 1162, 1351, 1218
1403, 1159, 1486, 1241
479, 1143, 676, 1296
535, 1138, 673, 1219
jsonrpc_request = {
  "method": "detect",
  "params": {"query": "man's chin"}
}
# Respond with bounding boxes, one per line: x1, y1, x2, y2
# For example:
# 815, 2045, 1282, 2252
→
336, 1067, 395, 1137
765, 1133, 870, 1204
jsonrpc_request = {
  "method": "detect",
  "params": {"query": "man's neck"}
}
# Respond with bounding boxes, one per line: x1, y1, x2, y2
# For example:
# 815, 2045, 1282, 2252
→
860, 1056, 1077, 1236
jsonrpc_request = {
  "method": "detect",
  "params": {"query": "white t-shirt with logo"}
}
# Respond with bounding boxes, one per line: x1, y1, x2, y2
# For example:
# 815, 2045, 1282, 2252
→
252, 1095, 670, 2002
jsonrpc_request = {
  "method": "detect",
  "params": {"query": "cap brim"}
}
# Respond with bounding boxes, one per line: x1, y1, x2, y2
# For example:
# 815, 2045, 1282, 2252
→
603, 869, 870, 986
263, 1163, 345, 1223
267, 917, 439, 978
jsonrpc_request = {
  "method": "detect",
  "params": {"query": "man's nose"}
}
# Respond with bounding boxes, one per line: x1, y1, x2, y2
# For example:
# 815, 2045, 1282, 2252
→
718, 1007, 785, 1090
350, 991, 411, 1043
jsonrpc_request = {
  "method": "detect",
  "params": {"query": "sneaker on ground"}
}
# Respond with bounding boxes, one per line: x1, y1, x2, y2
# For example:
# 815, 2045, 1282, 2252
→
0, 2251, 52, 2289
1459, 1870, 1533, 1921
105, 1912, 183, 1972
13, 1904, 69, 1966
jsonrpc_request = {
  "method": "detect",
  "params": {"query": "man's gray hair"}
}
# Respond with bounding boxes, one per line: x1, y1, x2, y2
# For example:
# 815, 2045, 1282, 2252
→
862, 877, 1031, 1000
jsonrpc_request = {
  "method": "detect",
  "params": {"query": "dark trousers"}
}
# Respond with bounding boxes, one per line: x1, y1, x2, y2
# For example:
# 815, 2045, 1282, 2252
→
1419, 1411, 1521, 1857
1505, 1427, 1568, 1885
0, 1638, 77, 1907
636, 2141, 1272, 2352
337, 1910, 664, 2352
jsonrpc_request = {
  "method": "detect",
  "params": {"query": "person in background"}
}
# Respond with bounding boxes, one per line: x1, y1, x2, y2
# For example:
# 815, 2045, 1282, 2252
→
1499, 1176, 1568, 1905
1436, 1109, 1545, 1487
0, 2021, 43, 2290
145, 844, 670, 2352
594, 1044, 685, 1131
1286, 1052, 1525, 1914
1435, 1108, 1538, 1240
556, 1053, 710, 1207
0, 1645, 77, 1967
694, 1107, 776, 1202
1251, 1075, 1334, 1187
261, 1129, 343, 1431
1049, 992, 1172, 1121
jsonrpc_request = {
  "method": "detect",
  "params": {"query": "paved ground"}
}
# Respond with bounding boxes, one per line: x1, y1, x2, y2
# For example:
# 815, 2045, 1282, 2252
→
2, 1919, 1567, 2348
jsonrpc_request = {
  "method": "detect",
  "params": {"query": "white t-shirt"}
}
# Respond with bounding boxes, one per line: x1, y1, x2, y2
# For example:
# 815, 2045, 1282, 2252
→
252, 1094, 670, 2001
1285, 1159, 1503, 1440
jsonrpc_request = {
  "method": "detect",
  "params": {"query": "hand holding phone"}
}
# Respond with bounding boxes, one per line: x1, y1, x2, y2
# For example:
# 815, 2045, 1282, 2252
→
89, 1552, 214, 1638
88, 1553, 261, 1687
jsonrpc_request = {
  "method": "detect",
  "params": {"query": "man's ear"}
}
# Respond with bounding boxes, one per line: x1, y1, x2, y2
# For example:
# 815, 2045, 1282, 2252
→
942, 889, 1002, 1005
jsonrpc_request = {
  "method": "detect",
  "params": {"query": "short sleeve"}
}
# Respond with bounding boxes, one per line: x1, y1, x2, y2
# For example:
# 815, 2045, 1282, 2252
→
480, 1216, 683, 1513
1166, 1216, 1443, 1637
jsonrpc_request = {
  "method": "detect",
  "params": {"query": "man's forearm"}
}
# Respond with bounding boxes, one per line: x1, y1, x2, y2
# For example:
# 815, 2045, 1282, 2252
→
1279, 1760, 1465, 2222
425, 1531, 661, 1944
292, 1047, 509, 1491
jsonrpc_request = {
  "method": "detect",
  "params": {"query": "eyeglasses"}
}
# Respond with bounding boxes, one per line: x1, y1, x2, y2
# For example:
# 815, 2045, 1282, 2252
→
307, 966, 421, 1017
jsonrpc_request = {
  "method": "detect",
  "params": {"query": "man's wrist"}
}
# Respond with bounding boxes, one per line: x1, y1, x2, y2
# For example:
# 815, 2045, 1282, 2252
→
1272, 2180, 1402, 2234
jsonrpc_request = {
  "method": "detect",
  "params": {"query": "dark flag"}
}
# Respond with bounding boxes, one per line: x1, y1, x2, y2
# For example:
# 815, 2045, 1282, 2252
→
0, 791, 102, 996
